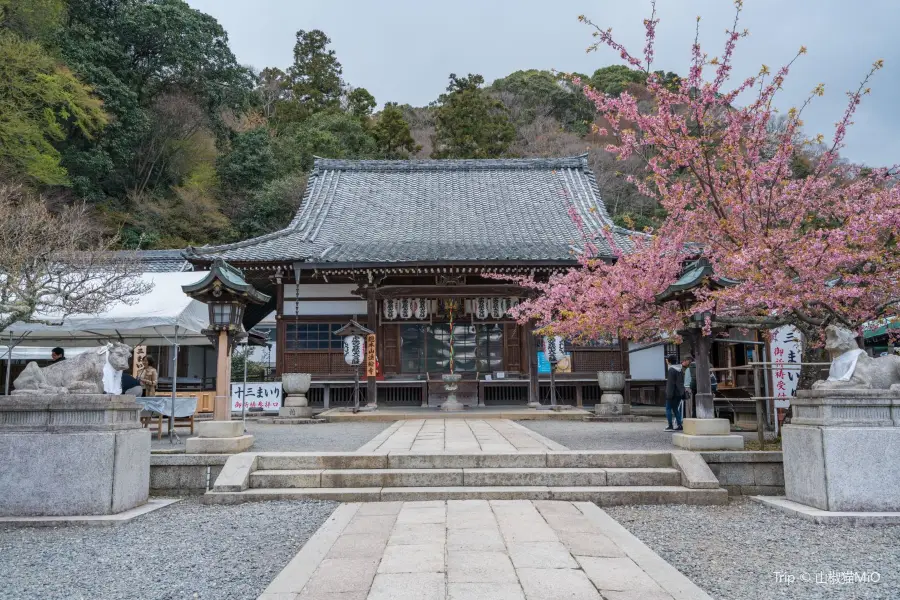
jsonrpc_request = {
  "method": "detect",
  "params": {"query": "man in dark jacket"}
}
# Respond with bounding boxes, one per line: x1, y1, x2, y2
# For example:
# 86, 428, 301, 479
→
664, 355, 687, 431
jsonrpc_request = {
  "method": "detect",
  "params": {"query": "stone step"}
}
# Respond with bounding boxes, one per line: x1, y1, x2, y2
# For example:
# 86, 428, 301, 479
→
252, 451, 673, 471
248, 467, 682, 489
202, 485, 728, 505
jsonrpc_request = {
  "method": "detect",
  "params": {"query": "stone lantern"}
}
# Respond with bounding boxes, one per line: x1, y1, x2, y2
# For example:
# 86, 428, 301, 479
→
183, 259, 270, 421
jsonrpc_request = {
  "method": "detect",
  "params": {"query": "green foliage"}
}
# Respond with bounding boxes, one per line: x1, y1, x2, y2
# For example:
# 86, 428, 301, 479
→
273, 111, 377, 173
283, 29, 343, 122
217, 127, 277, 193
233, 173, 307, 240
431, 73, 515, 159
0, 31, 107, 185
58, 0, 252, 201
372, 102, 420, 158
0, 0, 66, 40
231, 347, 267, 380
346, 87, 376, 120
589, 65, 647, 96
490, 69, 595, 134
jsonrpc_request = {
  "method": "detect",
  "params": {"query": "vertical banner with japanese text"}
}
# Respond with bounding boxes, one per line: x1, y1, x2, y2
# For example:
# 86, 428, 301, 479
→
365, 334, 377, 378
769, 326, 802, 409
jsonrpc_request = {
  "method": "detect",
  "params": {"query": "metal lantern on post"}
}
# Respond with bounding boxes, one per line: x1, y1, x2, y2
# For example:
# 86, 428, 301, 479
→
543, 335, 566, 408
182, 259, 270, 423
334, 320, 374, 413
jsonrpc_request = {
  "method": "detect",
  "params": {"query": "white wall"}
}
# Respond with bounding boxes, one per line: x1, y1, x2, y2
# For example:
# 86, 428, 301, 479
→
630, 344, 666, 380
282, 284, 367, 316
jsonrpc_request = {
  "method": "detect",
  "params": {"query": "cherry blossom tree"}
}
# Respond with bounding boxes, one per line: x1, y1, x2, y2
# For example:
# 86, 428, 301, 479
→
510, 1, 900, 345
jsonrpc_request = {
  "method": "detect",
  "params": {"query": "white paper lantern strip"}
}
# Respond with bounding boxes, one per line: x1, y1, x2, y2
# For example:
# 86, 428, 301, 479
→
506, 297, 520, 316
343, 334, 365, 366
490, 297, 507, 319
383, 299, 398, 320
412, 298, 429, 320
543, 335, 566, 364
474, 297, 490, 320
398, 298, 413, 320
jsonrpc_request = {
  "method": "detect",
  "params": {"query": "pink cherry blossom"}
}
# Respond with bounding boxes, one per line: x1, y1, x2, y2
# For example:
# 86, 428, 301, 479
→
508, 1, 900, 343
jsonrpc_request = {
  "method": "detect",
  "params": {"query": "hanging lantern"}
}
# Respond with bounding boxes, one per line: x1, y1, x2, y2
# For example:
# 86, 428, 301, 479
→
543, 335, 566, 364
490, 297, 507, 319
398, 298, 413, 320
343, 334, 365, 366
506, 298, 520, 316
334, 320, 374, 367
474, 297, 490, 320
412, 298, 429, 320
383, 299, 397, 320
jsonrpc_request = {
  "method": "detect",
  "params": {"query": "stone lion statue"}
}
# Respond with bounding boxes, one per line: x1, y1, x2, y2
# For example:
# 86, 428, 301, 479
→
812, 325, 900, 390
12, 343, 133, 395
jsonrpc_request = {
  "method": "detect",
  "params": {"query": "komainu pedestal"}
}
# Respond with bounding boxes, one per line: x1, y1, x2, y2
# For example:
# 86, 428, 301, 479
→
0, 394, 150, 517
783, 389, 900, 512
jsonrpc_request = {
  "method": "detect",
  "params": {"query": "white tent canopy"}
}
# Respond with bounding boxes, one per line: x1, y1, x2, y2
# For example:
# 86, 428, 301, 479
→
4, 271, 210, 347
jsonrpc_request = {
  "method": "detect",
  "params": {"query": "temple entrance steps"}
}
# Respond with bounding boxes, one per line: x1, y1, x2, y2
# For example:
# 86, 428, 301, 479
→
200, 451, 728, 506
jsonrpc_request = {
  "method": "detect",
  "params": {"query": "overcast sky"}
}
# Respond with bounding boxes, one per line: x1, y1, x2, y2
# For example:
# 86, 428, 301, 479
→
187, 0, 898, 166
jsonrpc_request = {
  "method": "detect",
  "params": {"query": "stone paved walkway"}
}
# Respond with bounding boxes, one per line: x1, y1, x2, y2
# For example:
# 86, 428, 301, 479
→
259, 499, 711, 600
357, 419, 568, 454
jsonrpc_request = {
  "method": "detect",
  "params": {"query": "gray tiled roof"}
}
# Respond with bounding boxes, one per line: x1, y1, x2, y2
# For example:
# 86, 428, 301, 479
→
186, 155, 634, 265
112, 250, 192, 272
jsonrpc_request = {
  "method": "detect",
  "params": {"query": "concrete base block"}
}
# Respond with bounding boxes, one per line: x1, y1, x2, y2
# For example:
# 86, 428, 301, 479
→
583, 415, 654, 423
751, 496, 900, 525
594, 403, 631, 416
186, 434, 254, 454
197, 420, 244, 438
783, 423, 900, 512
0, 428, 150, 517
279, 406, 314, 418
672, 433, 744, 450
683, 418, 730, 436
0, 498, 178, 528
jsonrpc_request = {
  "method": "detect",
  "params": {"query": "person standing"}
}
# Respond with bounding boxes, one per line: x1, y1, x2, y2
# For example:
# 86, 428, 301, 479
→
664, 354, 685, 431
51, 347, 65, 362
138, 356, 158, 397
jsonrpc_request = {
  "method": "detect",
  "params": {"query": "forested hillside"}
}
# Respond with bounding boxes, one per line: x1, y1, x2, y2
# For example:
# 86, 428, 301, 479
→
1, 0, 687, 248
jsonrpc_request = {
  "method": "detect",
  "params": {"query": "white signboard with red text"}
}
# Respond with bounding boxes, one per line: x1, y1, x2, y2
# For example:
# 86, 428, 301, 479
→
769, 326, 802, 409
231, 382, 282, 412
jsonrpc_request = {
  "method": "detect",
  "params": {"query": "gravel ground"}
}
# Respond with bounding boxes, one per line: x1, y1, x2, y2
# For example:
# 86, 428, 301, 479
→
150, 420, 390, 452
606, 498, 899, 600
522, 420, 774, 450
0, 498, 336, 600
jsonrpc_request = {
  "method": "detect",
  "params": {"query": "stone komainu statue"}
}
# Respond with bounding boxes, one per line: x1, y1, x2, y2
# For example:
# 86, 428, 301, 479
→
812, 325, 900, 390
12, 343, 132, 395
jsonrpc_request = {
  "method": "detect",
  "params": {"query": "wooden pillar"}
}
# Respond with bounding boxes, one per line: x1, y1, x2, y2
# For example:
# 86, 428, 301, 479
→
694, 331, 714, 418
214, 330, 232, 421
366, 287, 378, 407
275, 281, 284, 377
620, 337, 632, 406
524, 322, 539, 406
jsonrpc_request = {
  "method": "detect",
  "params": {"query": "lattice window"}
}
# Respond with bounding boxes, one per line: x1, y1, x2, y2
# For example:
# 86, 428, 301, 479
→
284, 323, 343, 350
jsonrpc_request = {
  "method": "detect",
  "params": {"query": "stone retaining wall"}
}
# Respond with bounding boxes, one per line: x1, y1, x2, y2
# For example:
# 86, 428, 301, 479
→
150, 454, 230, 495
700, 451, 784, 496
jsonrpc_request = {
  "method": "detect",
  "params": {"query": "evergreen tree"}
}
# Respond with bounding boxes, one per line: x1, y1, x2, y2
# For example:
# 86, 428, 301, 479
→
283, 29, 343, 122
431, 74, 515, 159
372, 102, 420, 158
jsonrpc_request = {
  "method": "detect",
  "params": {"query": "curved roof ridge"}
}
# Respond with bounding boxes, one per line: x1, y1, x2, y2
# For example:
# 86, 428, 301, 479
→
312, 154, 589, 172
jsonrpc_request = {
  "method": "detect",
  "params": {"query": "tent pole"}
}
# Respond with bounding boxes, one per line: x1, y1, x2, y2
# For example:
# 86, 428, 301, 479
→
241, 342, 248, 434
4, 331, 12, 395
170, 328, 179, 444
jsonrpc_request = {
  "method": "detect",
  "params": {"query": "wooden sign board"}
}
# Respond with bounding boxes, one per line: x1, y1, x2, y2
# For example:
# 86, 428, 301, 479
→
365, 334, 377, 378
133, 345, 148, 376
